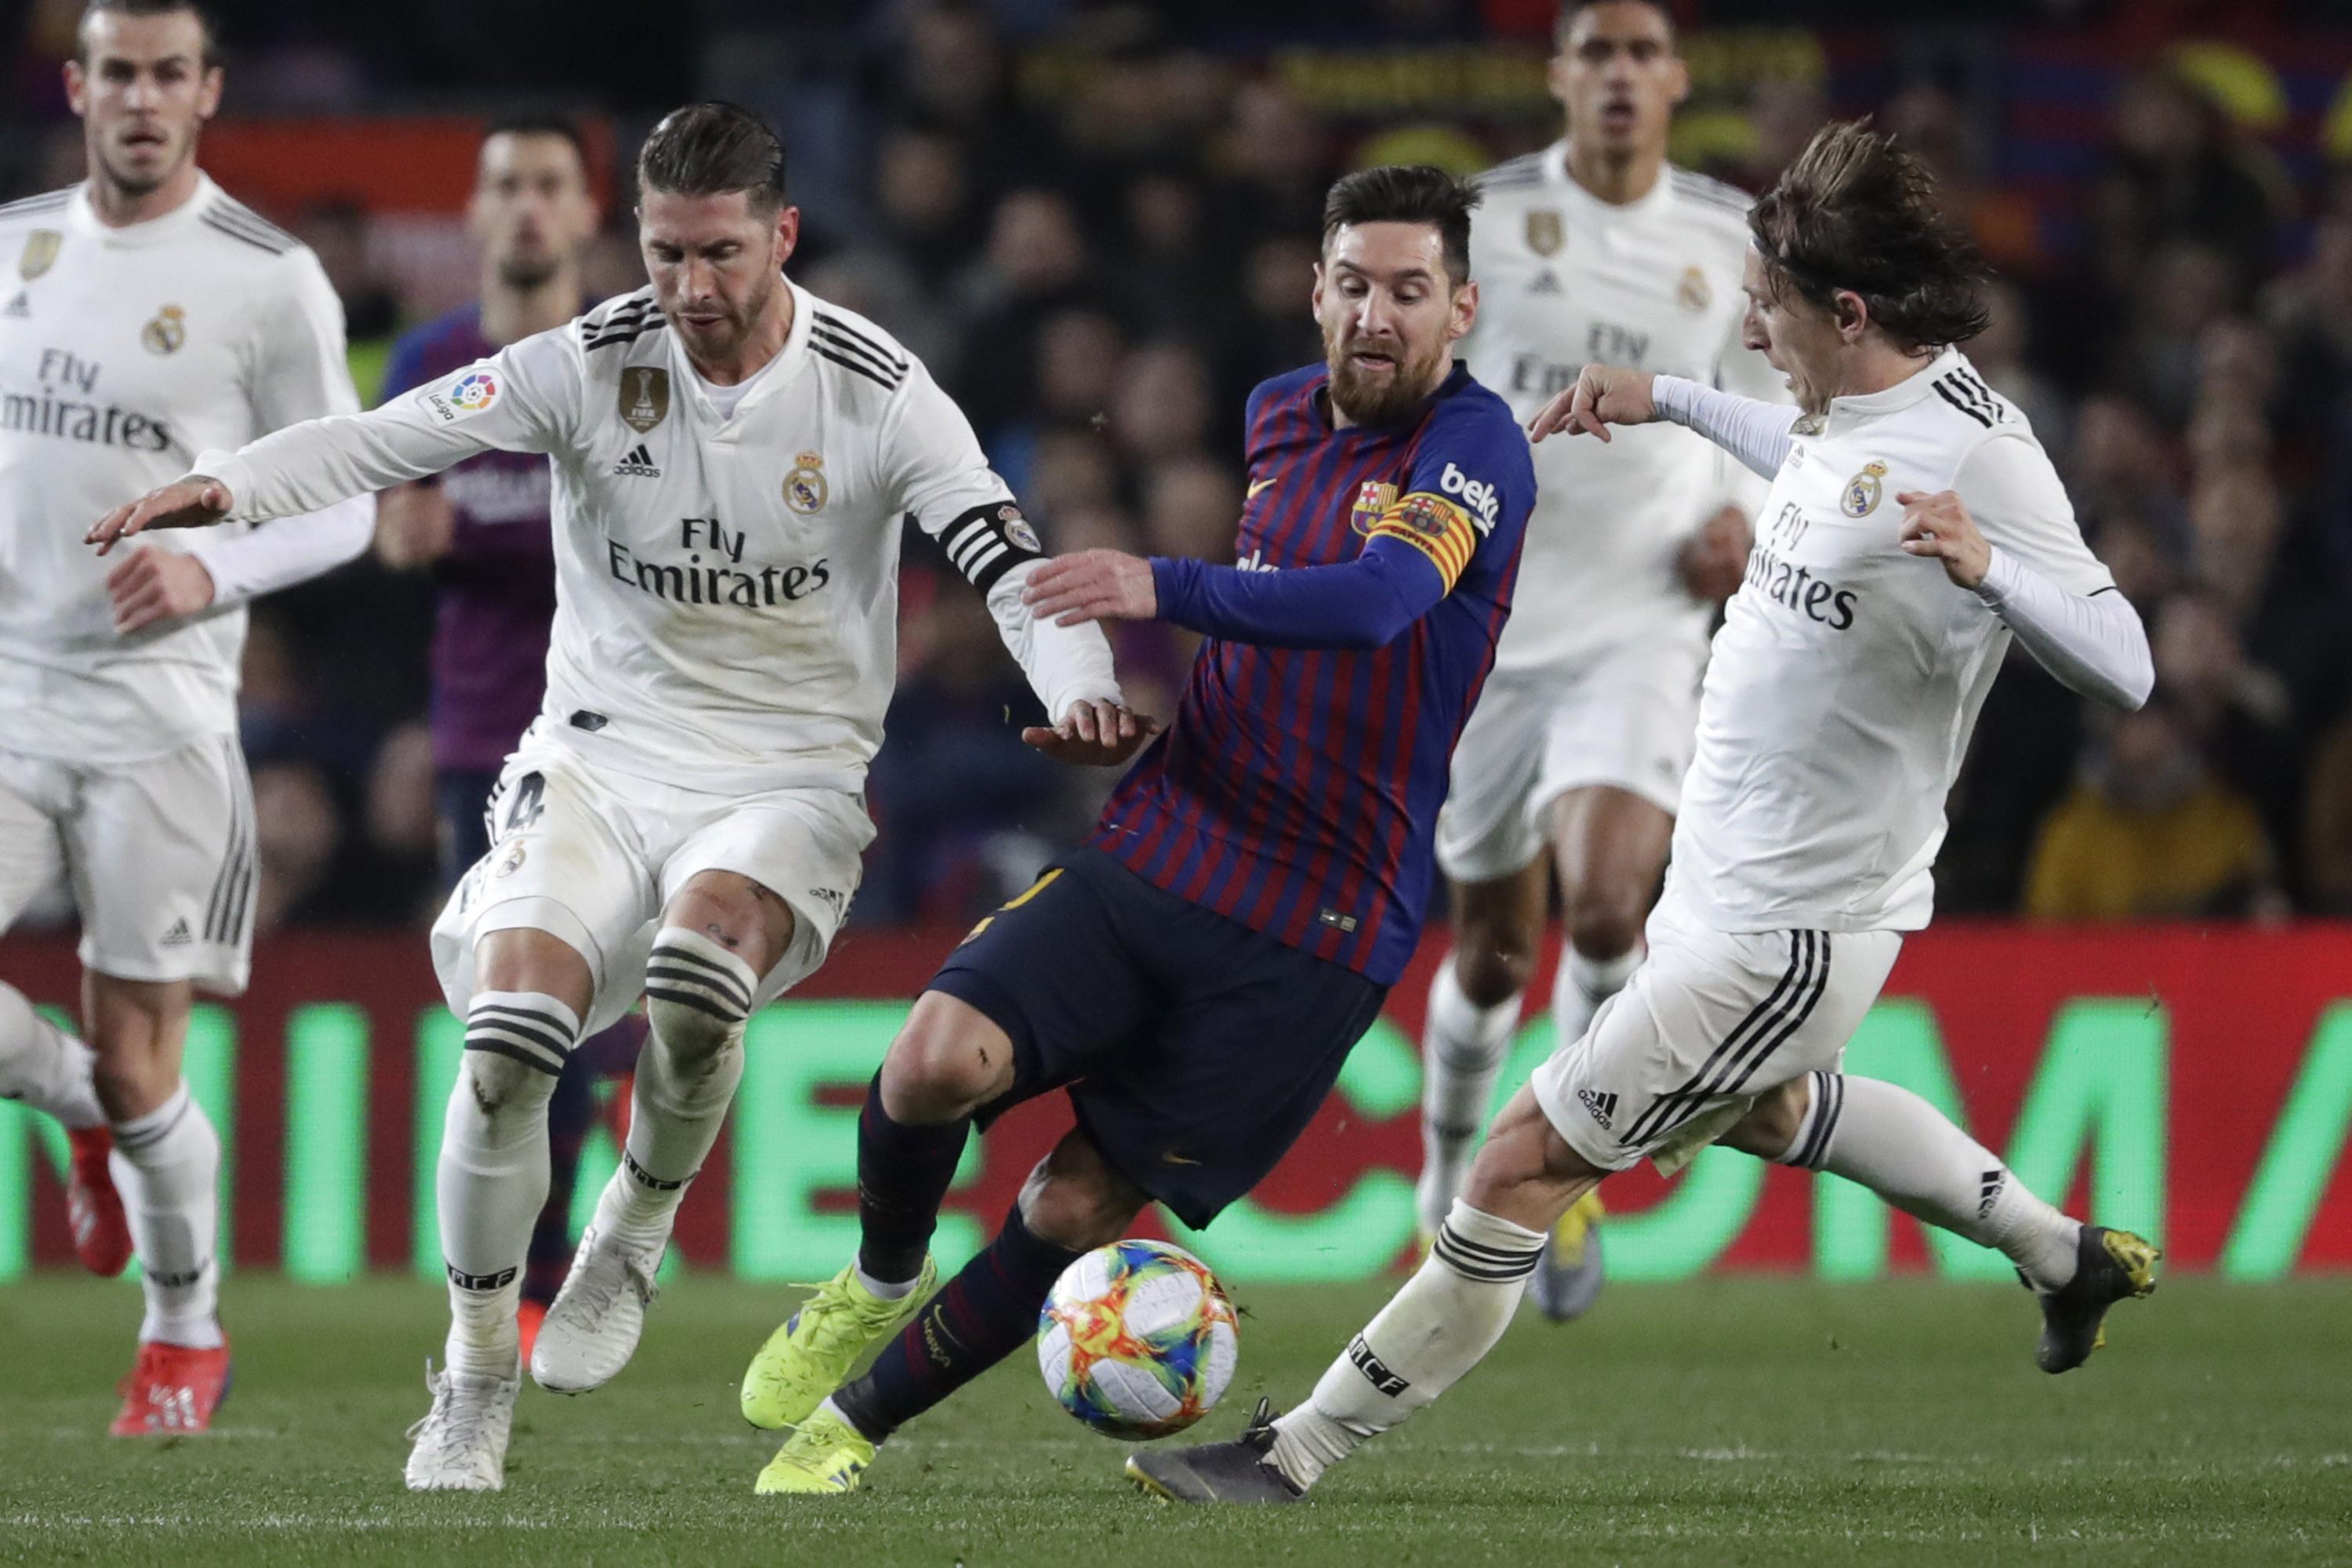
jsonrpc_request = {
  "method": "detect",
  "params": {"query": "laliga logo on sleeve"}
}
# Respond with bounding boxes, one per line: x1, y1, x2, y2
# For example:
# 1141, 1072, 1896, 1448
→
428, 371, 499, 425
449, 372, 499, 412
1438, 461, 1500, 533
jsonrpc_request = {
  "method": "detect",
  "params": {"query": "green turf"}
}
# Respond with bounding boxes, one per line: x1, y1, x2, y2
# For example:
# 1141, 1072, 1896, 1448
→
1, 1272, 2345, 1566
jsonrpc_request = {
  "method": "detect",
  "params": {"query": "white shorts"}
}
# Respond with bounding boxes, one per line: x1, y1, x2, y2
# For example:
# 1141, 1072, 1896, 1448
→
0, 736, 257, 994
1530, 890, 1902, 1176
429, 739, 877, 1036
1435, 633, 1708, 884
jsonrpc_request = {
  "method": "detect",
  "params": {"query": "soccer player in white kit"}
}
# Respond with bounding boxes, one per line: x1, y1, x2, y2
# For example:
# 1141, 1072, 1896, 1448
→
1418, 0, 1783, 1319
0, 0, 373, 1436
92, 103, 1145, 1493
1131, 122, 2161, 1507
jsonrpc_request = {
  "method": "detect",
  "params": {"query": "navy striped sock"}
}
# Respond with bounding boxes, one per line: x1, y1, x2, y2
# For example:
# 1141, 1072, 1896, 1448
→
833, 1203, 1079, 1439
854, 1076, 970, 1286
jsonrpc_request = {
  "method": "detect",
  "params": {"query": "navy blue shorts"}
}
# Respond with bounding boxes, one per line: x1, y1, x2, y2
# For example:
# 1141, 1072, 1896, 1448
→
927, 847, 1389, 1230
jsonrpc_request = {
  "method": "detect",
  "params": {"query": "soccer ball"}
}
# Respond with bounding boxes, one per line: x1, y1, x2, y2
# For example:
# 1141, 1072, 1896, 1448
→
1037, 1239, 1239, 1439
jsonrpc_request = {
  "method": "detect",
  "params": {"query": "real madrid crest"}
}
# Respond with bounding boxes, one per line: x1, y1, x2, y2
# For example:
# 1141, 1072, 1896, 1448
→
619, 365, 670, 433
1677, 264, 1710, 313
784, 450, 829, 515
996, 503, 1042, 553
18, 230, 60, 281
1842, 460, 1888, 518
141, 303, 187, 354
1525, 209, 1564, 257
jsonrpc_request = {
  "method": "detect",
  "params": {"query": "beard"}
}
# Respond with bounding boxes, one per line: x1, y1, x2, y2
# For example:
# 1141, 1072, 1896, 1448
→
96, 143, 172, 198
1324, 328, 1450, 425
496, 254, 561, 292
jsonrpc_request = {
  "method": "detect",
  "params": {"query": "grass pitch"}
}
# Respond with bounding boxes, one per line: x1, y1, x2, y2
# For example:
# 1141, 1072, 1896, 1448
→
2, 1272, 2345, 1566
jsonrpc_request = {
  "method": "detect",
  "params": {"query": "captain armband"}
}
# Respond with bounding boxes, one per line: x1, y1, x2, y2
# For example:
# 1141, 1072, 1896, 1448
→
936, 499, 1046, 594
1363, 492, 1481, 593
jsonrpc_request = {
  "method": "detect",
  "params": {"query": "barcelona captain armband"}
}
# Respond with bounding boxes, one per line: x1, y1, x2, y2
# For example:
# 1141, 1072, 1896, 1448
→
1363, 492, 1481, 593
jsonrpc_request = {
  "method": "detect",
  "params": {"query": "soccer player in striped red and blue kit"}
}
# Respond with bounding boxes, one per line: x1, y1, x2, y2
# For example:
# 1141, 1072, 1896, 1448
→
741, 165, 1534, 1495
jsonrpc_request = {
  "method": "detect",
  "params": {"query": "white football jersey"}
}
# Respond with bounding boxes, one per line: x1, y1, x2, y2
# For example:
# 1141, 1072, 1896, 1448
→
1466, 146, 1783, 673
0, 175, 357, 761
198, 278, 1116, 797
1673, 347, 2114, 934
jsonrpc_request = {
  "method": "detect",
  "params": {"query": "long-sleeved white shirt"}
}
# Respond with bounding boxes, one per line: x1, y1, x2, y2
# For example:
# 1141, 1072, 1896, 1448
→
1656, 349, 2150, 935
0, 174, 368, 762
194, 278, 1119, 796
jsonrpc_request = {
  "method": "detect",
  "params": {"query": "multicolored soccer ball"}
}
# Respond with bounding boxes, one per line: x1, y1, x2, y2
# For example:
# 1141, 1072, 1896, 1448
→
1037, 1239, 1239, 1439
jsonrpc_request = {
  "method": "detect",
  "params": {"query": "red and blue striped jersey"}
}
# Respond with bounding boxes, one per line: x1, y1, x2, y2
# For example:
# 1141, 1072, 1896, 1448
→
1089, 361, 1535, 983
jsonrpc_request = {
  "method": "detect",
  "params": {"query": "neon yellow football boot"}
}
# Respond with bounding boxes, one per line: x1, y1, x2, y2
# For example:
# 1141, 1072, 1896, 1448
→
1529, 1189, 1606, 1322
739, 1258, 935, 1430
753, 1409, 874, 1496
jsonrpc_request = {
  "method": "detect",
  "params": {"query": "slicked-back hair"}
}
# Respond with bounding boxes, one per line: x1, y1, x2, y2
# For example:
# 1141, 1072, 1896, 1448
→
79, 0, 220, 65
485, 113, 592, 179
1321, 165, 1482, 288
1556, 0, 1675, 46
1749, 119, 1991, 353
636, 102, 786, 214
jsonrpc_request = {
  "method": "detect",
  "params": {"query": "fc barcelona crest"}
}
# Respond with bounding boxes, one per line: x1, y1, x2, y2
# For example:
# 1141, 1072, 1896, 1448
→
1842, 460, 1887, 518
619, 366, 670, 433
1348, 480, 1398, 535
784, 450, 829, 514
18, 230, 60, 281
1525, 209, 1564, 257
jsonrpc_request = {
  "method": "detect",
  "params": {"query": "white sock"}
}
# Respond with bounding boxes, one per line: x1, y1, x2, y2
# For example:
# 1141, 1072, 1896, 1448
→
110, 1081, 222, 1348
0, 981, 104, 1130
1550, 942, 1642, 1055
1416, 961, 1523, 1236
1786, 1071, 2080, 1289
440, 989, 579, 1375
597, 1020, 746, 1247
855, 1264, 920, 1300
1269, 1200, 1544, 1490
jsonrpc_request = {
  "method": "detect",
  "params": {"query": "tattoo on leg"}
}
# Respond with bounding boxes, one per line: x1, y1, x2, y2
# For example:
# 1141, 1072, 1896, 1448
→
706, 922, 739, 949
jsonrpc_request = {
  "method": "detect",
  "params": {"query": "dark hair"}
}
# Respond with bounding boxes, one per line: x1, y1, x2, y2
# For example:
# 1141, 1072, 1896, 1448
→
78, 0, 219, 65
635, 102, 786, 212
484, 113, 592, 178
1555, 0, 1675, 45
1320, 165, 1482, 288
1748, 119, 1991, 353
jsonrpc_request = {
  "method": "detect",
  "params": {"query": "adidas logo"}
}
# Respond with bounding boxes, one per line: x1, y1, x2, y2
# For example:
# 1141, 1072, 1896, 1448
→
3, 291, 27, 318
1528, 270, 1561, 294
160, 917, 192, 948
1976, 1168, 2005, 1221
1577, 1087, 1617, 1130
612, 443, 661, 477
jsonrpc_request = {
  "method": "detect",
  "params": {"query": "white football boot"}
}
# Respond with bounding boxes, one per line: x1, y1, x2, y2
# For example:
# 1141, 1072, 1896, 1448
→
405, 1359, 520, 1492
531, 1222, 663, 1393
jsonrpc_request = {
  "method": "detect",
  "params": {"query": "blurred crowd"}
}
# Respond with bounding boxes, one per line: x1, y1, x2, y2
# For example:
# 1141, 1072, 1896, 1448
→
10, 1, 2352, 934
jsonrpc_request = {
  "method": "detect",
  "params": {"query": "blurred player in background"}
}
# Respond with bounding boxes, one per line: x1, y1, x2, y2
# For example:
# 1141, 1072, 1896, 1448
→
740, 166, 1534, 1498
92, 102, 1145, 1492
375, 114, 643, 1360
0, 0, 372, 1434
1418, 0, 1784, 1320
1133, 122, 2159, 1508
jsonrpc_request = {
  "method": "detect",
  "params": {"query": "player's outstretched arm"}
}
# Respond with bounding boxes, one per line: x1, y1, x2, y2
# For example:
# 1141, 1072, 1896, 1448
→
86, 476, 234, 555
1898, 486, 2153, 710
1028, 543, 1446, 653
